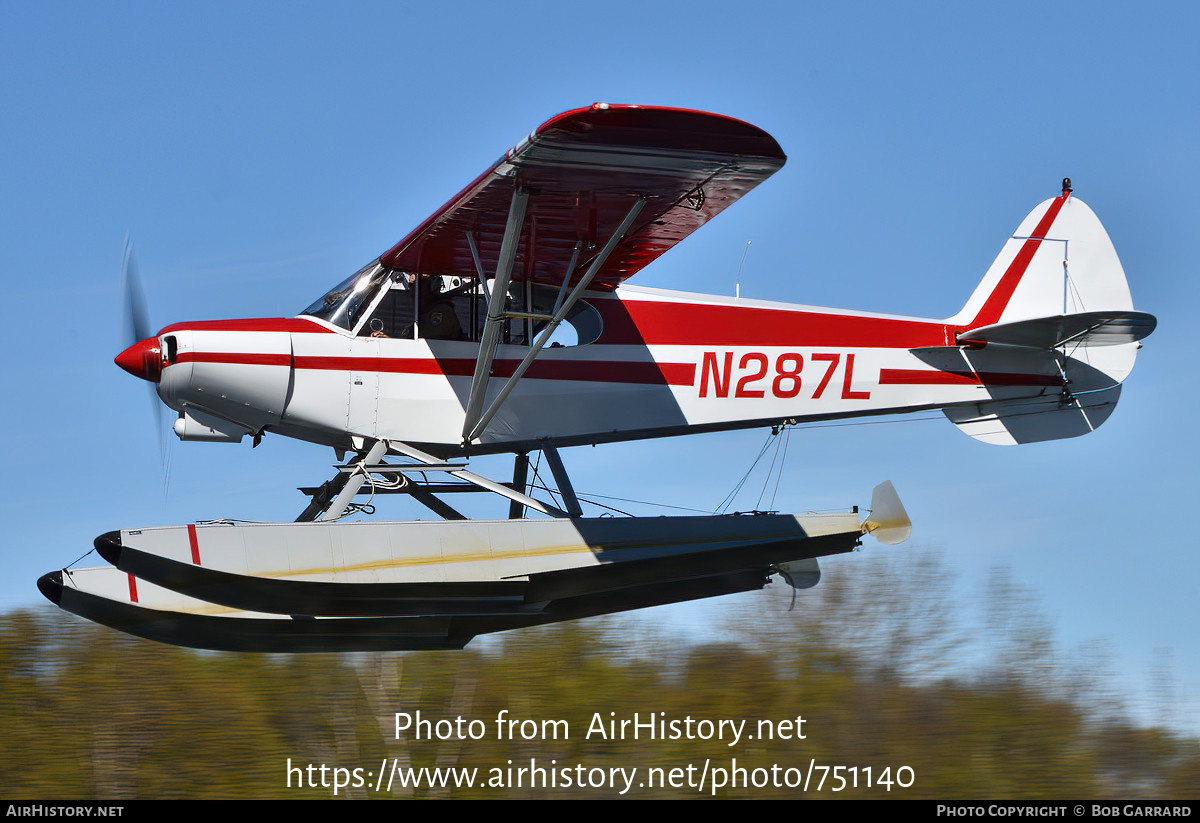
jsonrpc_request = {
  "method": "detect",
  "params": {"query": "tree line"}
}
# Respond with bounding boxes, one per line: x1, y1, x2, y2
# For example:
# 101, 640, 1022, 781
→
1, 553, 1195, 798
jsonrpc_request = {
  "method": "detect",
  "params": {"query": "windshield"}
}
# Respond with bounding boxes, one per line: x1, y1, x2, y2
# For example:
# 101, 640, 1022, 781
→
301, 262, 388, 330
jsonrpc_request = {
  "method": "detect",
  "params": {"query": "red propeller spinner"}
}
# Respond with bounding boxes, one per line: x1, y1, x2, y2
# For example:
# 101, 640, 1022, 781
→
115, 337, 162, 383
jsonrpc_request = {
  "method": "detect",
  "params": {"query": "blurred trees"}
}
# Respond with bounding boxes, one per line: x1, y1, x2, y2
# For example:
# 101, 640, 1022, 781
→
1, 553, 1195, 798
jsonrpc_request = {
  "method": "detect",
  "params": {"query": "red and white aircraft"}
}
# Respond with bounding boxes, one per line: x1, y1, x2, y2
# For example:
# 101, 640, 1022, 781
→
40, 104, 1155, 652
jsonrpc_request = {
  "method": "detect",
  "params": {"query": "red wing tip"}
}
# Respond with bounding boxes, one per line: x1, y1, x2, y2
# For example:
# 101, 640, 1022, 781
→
535, 104, 786, 157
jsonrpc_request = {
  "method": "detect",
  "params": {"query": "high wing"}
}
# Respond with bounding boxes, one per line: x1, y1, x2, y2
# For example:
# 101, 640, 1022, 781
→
378, 103, 787, 290
374, 104, 787, 443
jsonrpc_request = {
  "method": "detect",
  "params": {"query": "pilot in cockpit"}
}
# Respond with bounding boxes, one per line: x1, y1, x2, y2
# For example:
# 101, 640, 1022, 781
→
353, 270, 486, 341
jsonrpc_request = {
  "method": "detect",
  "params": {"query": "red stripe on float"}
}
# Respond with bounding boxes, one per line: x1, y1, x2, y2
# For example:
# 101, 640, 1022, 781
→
127, 573, 138, 603
187, 524, 201, 565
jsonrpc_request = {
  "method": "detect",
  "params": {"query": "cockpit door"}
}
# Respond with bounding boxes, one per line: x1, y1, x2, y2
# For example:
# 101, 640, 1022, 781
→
347, 336, 379, 437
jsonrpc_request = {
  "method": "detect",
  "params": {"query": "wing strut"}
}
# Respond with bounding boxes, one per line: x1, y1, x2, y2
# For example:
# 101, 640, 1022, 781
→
462, 195, 647, 443
465, 230, 493, 307
462, 188, 530, 438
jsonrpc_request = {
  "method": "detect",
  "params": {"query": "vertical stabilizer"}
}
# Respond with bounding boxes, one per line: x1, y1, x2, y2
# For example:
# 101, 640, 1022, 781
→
952, 188, 1135, 331
942, 185, 1154, 445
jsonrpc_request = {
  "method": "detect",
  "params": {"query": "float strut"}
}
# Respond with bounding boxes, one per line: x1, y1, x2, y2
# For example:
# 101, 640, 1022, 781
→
509, 453, 530, 520
542, 444, 582, 518
319, 440, 389, 521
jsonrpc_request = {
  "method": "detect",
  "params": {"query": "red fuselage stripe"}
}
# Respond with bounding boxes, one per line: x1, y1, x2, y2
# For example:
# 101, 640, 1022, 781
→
159, 318, 333, 335
177, 351, 697, 385
177, 351, 1061, 389
187, 524, 201, 565
170, 310, 956, 349
177, 352, 291, 367
179, 350, 697, 385
291, 356, 698, 386
597, 302, 953, 348
879, 369, 1064, 387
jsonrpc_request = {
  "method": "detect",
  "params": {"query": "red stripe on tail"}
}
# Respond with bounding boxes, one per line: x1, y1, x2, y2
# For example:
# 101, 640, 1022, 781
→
969, 194, 1069, 328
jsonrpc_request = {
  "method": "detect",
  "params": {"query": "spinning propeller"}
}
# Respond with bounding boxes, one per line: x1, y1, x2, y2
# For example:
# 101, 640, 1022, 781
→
116, 237, 171, 484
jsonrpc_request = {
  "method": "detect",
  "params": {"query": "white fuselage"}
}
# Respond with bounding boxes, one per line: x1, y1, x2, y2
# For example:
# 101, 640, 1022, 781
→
153, 284, 1113, 456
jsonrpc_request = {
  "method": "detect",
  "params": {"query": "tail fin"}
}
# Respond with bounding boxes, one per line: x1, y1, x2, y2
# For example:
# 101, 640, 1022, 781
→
952, 187, 1137, 330
943, 185, 1155, 445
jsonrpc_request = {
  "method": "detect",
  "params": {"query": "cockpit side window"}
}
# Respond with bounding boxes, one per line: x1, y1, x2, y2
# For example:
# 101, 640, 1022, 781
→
361, 274, 418, 339
301, 262, 388, 331
358, 273, 489, 341
331, 270, 602, 346
418, 274, 472, 341
528, 285, 603, 347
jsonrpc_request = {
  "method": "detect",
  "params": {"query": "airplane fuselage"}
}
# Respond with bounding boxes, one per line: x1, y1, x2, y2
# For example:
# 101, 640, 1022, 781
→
144, 283, 1094, 457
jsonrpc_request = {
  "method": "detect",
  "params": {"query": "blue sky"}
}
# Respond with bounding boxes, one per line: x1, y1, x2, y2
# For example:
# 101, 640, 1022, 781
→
2, 2, 1197, 726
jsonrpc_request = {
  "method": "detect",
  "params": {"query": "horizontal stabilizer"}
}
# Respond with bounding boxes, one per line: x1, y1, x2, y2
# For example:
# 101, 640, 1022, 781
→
957, 310, 1157, 349
944, 385, 1121, 445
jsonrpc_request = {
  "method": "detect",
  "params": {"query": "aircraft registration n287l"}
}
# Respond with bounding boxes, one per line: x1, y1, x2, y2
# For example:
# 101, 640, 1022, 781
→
40, 104, 1156, 652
